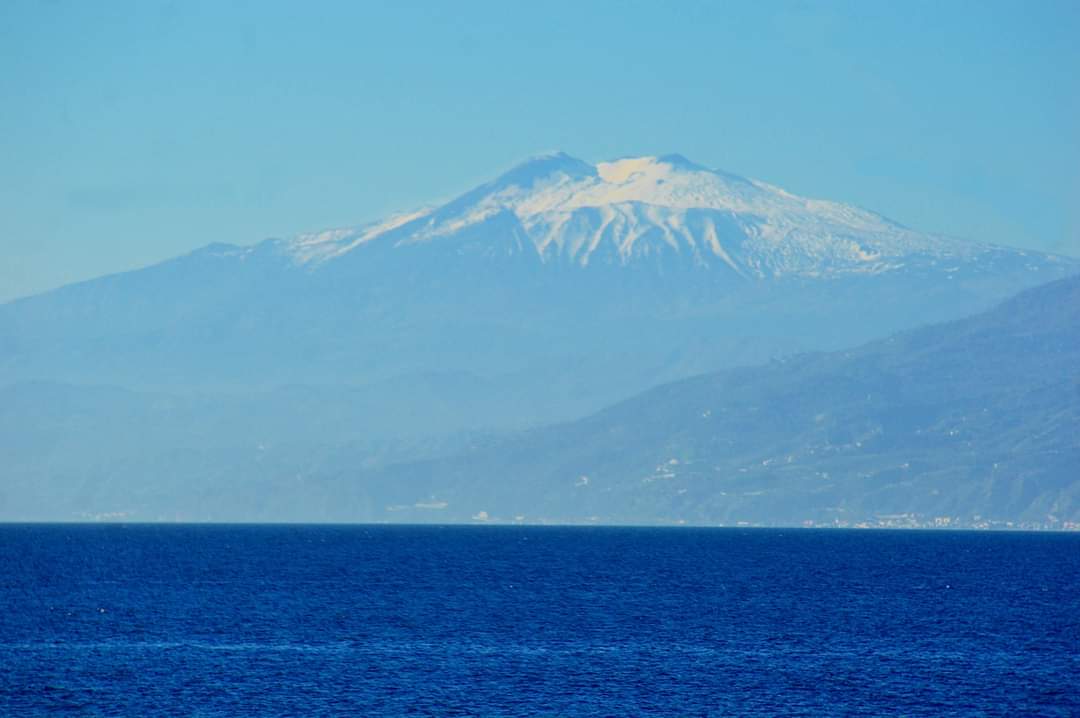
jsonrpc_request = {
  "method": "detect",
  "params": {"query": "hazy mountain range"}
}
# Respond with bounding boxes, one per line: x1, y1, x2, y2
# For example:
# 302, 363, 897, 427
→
1, 153, 1076, 523
367, 274, 1080, 526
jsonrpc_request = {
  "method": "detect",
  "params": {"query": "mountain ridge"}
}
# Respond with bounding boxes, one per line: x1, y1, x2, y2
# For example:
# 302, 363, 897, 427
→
257, 152, 1070, 278
4, 152, 1074, 313
360, 273, 1080, 527
1, 153, 1074, 397
6, 272, 1073, 524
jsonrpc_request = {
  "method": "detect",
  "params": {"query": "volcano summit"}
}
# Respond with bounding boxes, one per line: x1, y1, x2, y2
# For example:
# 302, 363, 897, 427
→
2, 152, 1077, 522
280, 152, 1052, 280
1, 153, 1074, 436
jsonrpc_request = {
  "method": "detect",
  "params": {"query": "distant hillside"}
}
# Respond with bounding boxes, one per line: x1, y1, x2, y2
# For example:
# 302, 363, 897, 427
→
5, 275, 1076, 524
364, 274, 1080, 527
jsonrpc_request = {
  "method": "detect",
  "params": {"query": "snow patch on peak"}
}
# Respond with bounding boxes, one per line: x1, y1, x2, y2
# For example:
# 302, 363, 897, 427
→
270, 152, 1055, 279
596, 154, 707, 184
288, 208, 434, 265
596, 156, 667, 184
493, 152, 596, 189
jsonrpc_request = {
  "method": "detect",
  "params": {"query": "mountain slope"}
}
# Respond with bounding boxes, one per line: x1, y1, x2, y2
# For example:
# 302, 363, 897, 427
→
285, 152, 1049, 277
8, 273, 1074, 524
365, 273, 1080, 527
2, 153, 1073, 405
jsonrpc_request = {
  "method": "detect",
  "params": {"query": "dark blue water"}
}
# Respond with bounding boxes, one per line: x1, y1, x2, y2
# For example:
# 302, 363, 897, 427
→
1, 525, 1077, 716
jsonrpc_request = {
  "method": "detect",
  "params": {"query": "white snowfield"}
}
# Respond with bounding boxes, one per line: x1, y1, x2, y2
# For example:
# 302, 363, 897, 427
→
282, 153, 1058, 278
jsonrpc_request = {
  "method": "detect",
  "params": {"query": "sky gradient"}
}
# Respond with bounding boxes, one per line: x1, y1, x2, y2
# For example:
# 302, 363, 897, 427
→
1, 0, 1078, 302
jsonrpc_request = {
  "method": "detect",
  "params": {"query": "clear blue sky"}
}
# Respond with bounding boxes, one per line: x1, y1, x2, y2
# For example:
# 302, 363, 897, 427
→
1, 0, 1077, 301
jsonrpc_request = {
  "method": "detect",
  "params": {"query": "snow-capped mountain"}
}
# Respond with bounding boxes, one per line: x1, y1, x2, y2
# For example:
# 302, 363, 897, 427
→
278, 152, 1052, 279
0, 151, 1075, 420
3, 152, 1077, 522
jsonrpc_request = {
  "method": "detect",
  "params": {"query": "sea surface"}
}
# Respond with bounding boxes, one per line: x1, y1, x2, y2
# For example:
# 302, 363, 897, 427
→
1, 525, 1077, 717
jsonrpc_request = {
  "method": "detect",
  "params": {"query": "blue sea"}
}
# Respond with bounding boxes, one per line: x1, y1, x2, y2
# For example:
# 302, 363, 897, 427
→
1, 525, 1077, 716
